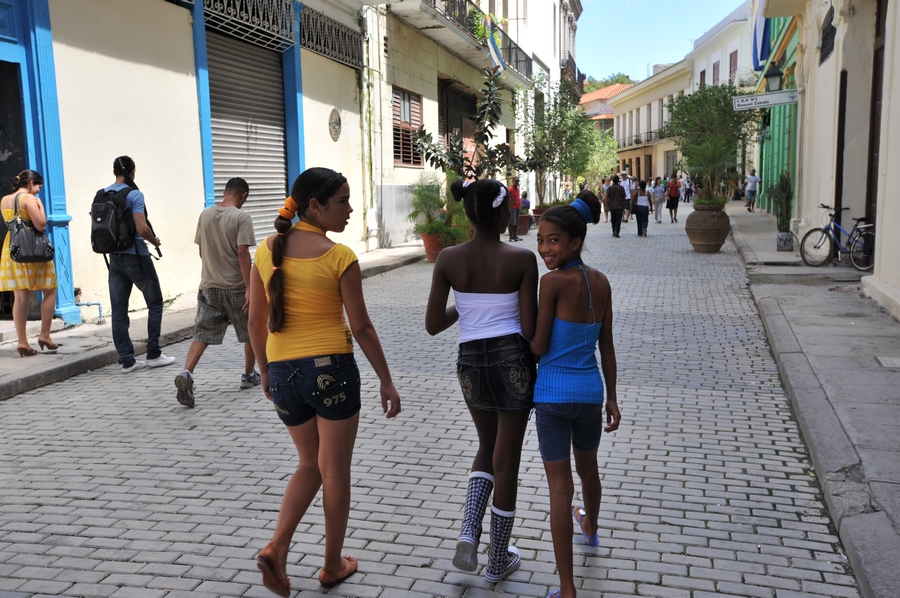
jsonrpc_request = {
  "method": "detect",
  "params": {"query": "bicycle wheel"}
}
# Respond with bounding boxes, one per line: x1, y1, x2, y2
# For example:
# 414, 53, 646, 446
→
849, 230, 875, 271
800, 228, 834, 266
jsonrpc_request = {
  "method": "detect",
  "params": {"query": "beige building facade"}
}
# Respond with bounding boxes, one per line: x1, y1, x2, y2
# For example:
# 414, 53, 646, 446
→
609, 61, 692, 182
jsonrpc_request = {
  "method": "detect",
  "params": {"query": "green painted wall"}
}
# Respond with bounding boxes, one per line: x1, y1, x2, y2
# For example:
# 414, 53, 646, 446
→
757, 17, 798, 215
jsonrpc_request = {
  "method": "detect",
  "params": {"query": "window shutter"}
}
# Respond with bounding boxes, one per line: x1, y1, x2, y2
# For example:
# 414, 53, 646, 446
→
392, 87, 422, 166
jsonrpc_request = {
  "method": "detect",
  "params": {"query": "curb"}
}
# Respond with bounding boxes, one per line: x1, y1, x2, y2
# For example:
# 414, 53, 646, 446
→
0, 253, 425, 401
755, 294, 900, 598
727, 212, 762, 265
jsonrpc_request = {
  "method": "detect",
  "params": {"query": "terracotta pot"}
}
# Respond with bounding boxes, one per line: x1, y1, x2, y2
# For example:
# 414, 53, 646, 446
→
684, 203, 730, 253
532, 207, 548, 225
516, 214, 531, 236
420, 233, 445, 262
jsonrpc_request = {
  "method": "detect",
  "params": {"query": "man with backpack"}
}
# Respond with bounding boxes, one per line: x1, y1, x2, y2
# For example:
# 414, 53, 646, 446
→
173, 177, 259, 408
96, 156, 174, 373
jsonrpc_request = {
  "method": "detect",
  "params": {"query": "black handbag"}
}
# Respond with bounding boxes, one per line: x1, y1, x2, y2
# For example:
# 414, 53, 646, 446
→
7, 193, 54, 263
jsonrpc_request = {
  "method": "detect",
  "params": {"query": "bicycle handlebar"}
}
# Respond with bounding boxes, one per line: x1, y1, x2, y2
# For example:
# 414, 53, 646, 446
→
819, 204, 850, 212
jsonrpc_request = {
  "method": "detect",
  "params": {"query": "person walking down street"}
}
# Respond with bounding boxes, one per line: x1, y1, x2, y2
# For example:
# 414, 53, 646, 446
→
651, 177, 666, 223
0, 170, 59, 357
684, 177, 693, 202
507, 177, 522, 242
631, 181, 652, 237
425, 178, 538, 584
600, 177, 611, 223
174, 177, 259, 408
666, 173, 681, 223
620, 173, 634, 223
605, 176, 627, 238
744, 169, 761, 212
104, 156, 175, 373
679, 176, 688, 202
249, 168, 402, 597
531, 194, 621, 598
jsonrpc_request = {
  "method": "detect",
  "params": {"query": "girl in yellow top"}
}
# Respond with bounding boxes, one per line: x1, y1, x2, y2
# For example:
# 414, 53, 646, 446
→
248, 167, 401, 597
0, 170, 59, 357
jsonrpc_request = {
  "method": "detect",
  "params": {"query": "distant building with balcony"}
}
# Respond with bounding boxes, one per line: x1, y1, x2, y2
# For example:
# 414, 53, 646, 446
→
608, 61, 692, 181
580, 83, 632, 133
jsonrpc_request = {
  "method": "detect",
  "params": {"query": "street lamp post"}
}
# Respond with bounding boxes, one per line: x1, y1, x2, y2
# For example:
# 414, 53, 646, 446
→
764, 62, 784, 92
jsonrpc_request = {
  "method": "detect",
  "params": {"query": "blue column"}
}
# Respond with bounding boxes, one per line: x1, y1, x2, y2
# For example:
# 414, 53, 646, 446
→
192, 1, 216, 207
24, 0, 80, 325
283, 2, 306, 190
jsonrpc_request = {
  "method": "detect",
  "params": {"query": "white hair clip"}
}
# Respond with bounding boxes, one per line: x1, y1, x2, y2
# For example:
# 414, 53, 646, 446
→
493, 187, 507, 208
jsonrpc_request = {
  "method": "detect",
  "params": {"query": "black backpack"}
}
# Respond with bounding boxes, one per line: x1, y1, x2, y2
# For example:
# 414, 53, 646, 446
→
90, 186, 136, 254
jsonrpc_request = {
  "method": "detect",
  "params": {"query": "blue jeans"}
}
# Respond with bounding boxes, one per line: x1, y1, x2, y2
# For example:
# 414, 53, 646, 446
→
108, 253, 164, 366
633, 205, 650, 235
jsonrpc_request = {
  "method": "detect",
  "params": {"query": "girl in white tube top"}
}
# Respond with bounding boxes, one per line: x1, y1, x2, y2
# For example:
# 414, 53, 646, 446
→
425, 177, 538, 584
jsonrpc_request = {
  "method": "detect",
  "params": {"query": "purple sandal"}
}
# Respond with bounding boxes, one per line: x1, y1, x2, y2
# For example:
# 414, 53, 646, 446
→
573, 505, 600, 547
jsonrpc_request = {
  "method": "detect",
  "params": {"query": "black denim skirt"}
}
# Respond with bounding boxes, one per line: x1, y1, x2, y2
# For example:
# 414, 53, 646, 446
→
456, 333, 535, 412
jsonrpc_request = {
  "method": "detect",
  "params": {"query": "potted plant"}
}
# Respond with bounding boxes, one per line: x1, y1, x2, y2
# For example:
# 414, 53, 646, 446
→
768, 171, 794, 251
666, 84, 760, 253
408, 174, 468, 262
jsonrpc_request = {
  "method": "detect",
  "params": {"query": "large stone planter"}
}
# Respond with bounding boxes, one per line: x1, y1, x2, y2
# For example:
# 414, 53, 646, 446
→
532, 207, 548, 225
684, 203, 730, 253
516, 214, 531, 236
420, 233, 445, 263
777, 231, 794, 252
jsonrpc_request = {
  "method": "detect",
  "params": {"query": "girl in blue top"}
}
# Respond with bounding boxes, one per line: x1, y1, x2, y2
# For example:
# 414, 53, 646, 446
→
530, 191, 622, 598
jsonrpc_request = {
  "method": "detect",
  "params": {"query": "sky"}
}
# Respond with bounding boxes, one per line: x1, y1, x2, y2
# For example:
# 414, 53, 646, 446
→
576, 0, 747, 83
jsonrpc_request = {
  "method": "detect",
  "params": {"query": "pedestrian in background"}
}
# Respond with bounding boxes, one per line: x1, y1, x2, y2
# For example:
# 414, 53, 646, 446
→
631, 180, 652, 237
684, 177, 693, 202
531, 192, 621, 598
605, 175, 627, 238
425, 178, 538, 584
507, 177, 522, 242
666, 173, 681, 223
103, 156, 174, 373
652, 177, 666, 223
174, 177, 259, 408
250, 167, 402, 596
0, 169, 59, 357
620, 172, 634, 223
600, 176, 611, 223
521, 191, 535, 229
744, 169, 761, 212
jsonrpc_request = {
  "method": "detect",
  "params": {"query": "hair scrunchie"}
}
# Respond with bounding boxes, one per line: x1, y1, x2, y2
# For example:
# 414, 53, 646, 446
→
571, 198, 592, 223
492, 187, 507, 208
278, 197, 298, 220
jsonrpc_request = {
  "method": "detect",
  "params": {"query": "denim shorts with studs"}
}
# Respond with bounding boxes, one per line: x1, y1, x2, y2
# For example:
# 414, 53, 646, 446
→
456, 333, 536, 412
267, 353, 361, 427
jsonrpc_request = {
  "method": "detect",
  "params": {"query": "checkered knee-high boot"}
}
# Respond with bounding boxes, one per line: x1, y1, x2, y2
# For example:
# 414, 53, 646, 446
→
485, 505, 520, 582
453, 472, 494, 572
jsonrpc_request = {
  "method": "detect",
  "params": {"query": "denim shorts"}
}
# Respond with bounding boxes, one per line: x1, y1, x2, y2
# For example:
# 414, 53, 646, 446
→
267, 353, 361, 427
457, 333, 535, 412
535, 402, 605, 462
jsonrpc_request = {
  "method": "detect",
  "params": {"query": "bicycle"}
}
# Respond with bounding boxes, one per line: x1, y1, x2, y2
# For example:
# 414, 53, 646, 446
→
799, 204, 875, 271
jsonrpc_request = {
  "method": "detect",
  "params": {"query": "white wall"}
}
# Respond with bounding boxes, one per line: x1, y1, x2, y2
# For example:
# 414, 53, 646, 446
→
50, 0, 205, 316
301, 50, 367, 257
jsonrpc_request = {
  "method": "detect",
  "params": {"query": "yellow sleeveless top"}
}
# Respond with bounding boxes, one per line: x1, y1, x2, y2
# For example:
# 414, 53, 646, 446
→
254, 221, 358, 362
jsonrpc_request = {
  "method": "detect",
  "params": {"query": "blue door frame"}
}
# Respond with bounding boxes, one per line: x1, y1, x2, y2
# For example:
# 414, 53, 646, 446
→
0, 0, 79, 325
191, 0, 305, 207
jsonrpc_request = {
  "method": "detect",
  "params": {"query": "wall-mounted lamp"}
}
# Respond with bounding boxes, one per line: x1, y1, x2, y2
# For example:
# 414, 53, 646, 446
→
764, 62, 784, 92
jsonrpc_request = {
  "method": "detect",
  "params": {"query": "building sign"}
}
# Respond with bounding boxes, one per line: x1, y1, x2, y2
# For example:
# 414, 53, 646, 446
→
734, 90, 799, 111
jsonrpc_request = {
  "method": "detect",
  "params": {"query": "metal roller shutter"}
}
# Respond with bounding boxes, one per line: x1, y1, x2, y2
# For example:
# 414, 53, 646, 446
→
207, 31, 287, 244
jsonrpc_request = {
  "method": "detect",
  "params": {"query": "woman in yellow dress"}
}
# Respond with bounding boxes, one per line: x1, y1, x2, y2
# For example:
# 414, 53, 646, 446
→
0, 170, 59, 356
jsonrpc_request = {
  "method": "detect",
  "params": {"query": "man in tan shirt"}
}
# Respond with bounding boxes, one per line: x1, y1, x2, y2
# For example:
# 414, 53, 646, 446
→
174, 177, 258, 408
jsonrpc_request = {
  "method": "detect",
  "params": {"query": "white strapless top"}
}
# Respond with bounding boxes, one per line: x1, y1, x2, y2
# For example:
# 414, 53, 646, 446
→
453, 290, 522, 344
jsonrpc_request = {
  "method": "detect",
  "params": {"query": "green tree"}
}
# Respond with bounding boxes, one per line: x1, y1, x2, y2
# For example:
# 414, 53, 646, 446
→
664, 84, 759, 203
584, 72, 634, 93
582, 130, 619, 190
517, 77, 599, 205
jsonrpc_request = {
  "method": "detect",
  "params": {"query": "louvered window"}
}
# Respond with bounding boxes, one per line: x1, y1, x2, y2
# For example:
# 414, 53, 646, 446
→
699, 70, 706, 87
729, 51, 738, 83
712, 61, 720, 85
393, 88, 423, 167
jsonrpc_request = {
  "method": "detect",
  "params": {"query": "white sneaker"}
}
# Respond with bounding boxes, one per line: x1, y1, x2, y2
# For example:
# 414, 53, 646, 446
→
122, 361, 146, 373
146, 354, 176, 368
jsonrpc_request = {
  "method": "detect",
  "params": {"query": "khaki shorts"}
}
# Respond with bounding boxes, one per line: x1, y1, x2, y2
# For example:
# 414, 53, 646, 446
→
193, 287, 249, 345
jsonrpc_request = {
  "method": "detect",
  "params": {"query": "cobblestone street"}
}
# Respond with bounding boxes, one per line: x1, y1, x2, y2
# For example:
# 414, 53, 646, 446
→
0, 209, 862, 598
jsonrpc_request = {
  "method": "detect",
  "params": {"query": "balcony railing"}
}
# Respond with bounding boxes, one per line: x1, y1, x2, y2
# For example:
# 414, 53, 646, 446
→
429, 0, 532, 77
616, 129, 670, 148
496, 27, 532, 78
560, 52, 585, 94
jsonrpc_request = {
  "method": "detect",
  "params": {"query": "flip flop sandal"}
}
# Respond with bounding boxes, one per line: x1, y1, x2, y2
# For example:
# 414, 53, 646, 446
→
573, 505, 600, 547
546, 591, 561, 598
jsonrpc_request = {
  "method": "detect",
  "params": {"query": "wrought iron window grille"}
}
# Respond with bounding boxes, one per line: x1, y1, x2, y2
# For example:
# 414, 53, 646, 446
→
300, 5, 364, 70
204, 0, 295, 52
